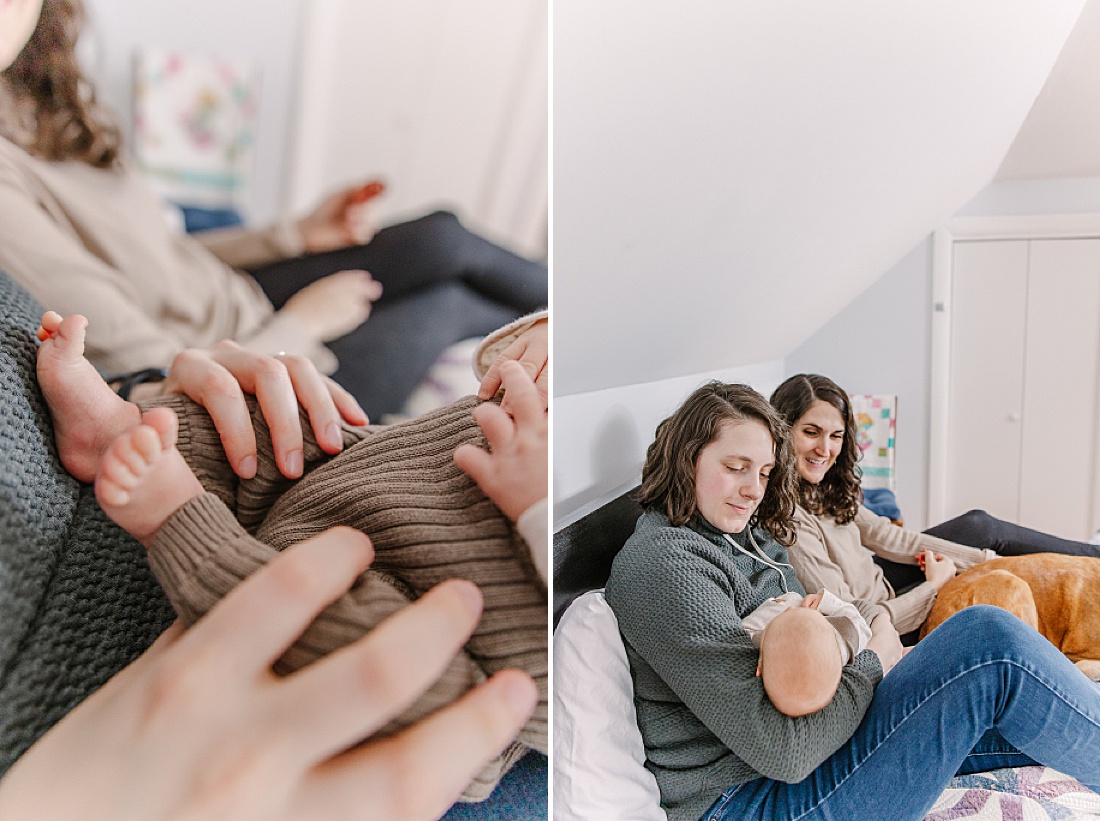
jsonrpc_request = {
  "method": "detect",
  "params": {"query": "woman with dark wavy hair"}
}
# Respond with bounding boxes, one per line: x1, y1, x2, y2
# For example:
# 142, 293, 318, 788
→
605, 380, 1100, 821
0, 0, 547, 421
770, 373, 1100, 637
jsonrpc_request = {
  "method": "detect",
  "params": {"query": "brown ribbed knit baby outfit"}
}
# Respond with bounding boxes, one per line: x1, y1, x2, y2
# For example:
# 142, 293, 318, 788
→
140, 393, 547, 802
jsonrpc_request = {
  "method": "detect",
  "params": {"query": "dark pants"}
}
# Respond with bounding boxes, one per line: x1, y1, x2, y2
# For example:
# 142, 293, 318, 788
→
877, 508, 1100, 596
247, 211, 547, 420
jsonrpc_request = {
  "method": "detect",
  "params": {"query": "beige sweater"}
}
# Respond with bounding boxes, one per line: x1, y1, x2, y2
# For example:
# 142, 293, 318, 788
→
788, 505, 994, 634
0, 136, 335, 374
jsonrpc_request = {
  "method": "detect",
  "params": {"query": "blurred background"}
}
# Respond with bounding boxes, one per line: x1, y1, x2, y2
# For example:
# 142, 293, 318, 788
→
81, 0, 547, 259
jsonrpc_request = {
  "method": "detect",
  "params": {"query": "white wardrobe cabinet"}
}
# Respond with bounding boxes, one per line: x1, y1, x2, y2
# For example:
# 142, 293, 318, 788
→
941, 237, 1100, 541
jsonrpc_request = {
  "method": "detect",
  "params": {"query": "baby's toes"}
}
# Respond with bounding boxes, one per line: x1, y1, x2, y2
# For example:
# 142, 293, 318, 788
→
98, 427, 160, 497
53, 314, 88, 354
37, 310, 63, 341
95, 475, 133, 508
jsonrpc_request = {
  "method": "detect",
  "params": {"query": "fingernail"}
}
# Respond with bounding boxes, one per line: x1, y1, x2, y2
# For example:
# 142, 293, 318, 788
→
451, 579, 482, 615
326, 423, 342, 449
287, 449, 304, 476
502, 674, 537, 717
238, 455, 257, 478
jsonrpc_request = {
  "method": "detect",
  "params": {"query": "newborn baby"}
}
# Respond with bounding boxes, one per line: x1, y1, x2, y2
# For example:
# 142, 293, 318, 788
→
743, 590, 872, 717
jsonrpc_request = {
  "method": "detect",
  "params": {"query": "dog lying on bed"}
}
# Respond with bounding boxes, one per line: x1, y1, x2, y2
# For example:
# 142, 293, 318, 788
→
920, 553, 1100, 681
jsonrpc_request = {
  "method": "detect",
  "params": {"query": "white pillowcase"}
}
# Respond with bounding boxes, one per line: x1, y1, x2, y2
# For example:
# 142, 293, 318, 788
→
553, 589, 667, 821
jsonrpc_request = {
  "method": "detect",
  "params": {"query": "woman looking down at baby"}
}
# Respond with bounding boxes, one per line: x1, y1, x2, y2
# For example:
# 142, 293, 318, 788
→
605, 380, 1100, 821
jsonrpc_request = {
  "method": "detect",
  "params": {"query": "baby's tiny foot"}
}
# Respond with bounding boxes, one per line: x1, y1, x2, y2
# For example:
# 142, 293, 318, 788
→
95, 407, 204, 546
36, 311, 141, 482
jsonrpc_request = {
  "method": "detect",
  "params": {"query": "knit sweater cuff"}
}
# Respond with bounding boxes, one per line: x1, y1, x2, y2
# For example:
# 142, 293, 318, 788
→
147, 493, 269, 626
883, 582, 937, 635
852, 647, 884, 685
472, 310, 548, 382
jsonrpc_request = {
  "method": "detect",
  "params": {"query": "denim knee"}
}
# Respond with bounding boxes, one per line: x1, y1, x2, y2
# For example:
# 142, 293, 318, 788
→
940, 604, 1034, 655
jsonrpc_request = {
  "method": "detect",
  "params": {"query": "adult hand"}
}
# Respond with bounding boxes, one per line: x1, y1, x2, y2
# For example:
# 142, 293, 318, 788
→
151, 340, 369, 479
477, 318, 547, 414
0, 527, 538, 821
455, 361, 548, 522
865, 612, 904, 674
282, 270, 383, 343
920, 550, 957, 591
297, 180, 385, 252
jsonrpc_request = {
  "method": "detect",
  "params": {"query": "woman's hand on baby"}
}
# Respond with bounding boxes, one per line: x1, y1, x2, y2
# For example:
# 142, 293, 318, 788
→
865, 612, 904, 674
297, 181, 384, 252
282, 270, 384, 343
456, 360, 548, 522
921, 550, 957, 591
478, 318, 548, 413
0, 527, 537, 821
159, 340, 369, 479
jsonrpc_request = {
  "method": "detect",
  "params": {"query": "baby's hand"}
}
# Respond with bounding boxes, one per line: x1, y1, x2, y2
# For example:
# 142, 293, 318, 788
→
799, 592, 823, 610
454, 361, 547, 522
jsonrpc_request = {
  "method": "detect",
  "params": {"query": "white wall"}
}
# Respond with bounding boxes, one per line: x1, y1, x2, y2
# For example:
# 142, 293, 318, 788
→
554, 359, 786, 528
84, 0, 306, 225
289, 0, 548, 259
554, 1, 1085, 398
785, 237, 935, 528
787, 175, 1100, 531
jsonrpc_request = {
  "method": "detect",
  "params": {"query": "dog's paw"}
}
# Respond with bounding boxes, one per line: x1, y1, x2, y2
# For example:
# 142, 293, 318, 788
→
1074, 659, 1100, 682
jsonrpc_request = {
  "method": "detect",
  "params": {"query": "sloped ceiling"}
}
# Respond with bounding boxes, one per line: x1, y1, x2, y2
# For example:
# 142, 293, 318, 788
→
554, 1, 1087, 396
996, 0, 1100, 179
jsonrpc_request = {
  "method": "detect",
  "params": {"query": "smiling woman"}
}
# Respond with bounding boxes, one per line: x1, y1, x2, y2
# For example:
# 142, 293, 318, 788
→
769, 372, 1100, 637
601, 378, 1100, 821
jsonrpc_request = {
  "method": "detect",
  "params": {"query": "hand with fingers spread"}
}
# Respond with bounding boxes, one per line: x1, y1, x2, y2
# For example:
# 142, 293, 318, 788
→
477, 318, 547, 414
456, 360, 548, 524
36, 311, 369, 484
160, 340, 369, 478
0, 528, 537, 821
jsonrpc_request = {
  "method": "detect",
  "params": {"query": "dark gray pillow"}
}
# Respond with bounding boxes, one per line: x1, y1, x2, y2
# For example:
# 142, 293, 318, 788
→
0, 270, 174, 775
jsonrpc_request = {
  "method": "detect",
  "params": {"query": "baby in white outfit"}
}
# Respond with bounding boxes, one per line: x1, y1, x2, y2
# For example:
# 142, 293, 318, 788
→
742, 590, 872, 716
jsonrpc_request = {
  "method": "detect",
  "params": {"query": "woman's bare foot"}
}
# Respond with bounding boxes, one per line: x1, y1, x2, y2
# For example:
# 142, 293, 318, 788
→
36, 312, 141, 483
95, 407, 204, 546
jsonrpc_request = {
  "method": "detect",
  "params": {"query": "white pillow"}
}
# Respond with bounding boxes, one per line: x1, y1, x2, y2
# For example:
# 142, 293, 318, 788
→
553, 590, 667, 821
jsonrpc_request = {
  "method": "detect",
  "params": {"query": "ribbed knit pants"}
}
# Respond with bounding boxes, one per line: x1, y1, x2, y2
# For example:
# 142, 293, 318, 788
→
141, 393, 547, 802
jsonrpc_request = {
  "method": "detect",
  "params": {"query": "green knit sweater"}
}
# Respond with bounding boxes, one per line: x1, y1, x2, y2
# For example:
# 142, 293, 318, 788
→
605, 510, 884, 821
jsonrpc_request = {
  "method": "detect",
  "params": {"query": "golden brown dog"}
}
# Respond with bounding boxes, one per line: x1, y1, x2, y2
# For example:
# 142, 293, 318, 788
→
920, 553, 1100, 681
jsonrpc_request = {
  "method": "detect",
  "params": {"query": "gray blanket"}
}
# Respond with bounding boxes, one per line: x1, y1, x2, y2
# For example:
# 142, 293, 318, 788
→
0, 270, 174, 775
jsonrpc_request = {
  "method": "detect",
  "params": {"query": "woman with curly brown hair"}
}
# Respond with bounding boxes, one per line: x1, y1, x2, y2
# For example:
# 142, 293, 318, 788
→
0, 0, 547, 420
604, 380, 1100, 821
770, 373, 1100, 637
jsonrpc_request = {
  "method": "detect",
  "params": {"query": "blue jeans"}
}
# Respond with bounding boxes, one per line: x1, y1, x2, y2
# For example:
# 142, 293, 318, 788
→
702, 606, 1100, 821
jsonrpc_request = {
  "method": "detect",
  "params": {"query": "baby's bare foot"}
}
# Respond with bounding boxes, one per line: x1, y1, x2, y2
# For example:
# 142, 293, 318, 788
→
36, 312, 141, 482
96, 407, 204, 546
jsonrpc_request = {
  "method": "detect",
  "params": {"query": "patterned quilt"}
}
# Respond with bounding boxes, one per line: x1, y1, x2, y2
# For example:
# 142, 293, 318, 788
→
926, 767, 1100, 820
